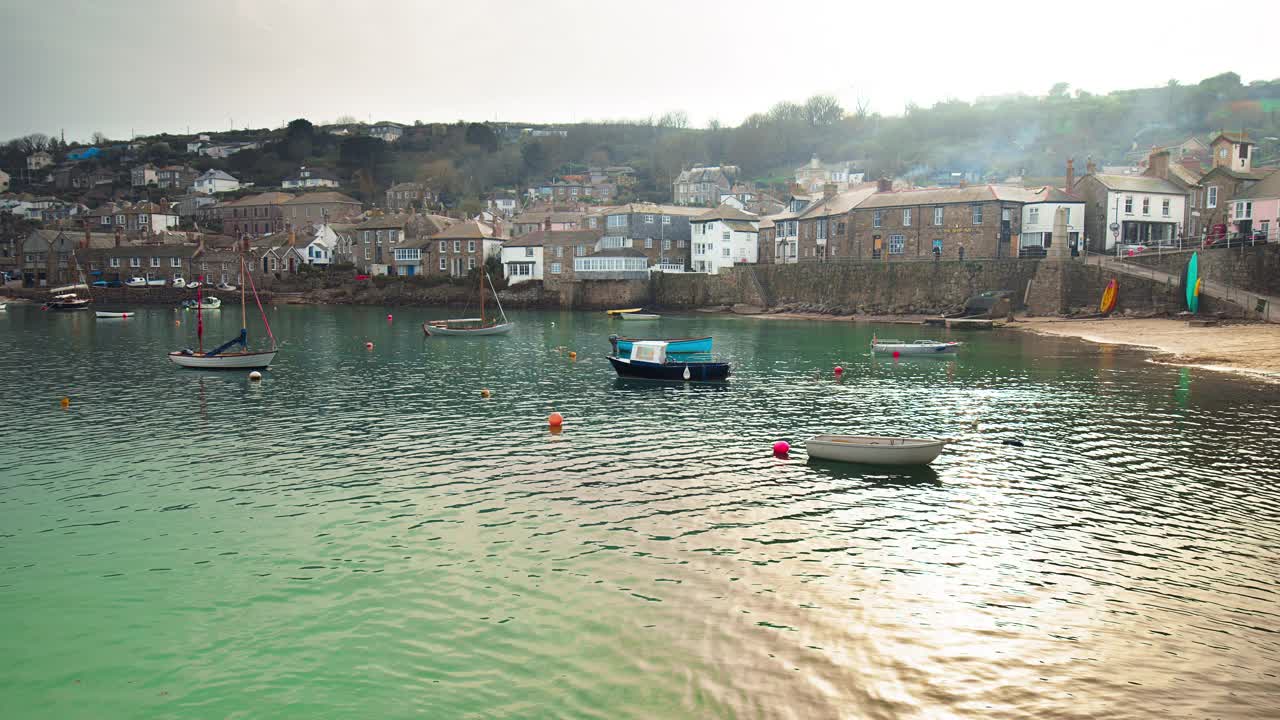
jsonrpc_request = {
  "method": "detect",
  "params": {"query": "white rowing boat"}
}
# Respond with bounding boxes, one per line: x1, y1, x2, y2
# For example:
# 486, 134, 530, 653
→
619, 313, 660, 320
806, 435, 945, 466
871, 338, 960, 355
95, 311, 134, 319
168, 349, 277, 369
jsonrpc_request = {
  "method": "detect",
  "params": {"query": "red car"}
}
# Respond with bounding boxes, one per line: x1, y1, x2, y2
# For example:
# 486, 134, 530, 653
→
355, 274, 370, 281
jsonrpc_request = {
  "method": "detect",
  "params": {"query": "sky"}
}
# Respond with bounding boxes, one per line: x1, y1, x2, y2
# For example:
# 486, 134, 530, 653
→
2, 0, 1277, 143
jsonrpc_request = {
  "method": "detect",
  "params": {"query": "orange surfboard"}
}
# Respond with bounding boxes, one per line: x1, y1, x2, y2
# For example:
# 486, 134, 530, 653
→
1100, 278, 1118, 315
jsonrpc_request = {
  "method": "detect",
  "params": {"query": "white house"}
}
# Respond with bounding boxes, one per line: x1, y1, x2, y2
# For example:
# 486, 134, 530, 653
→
369, 123, 404, 142
1075, 174, 1188, 251
489, 195, 518, 217
689, 204, 760, 273
27, 151, 53, 171
282, 166, 339, 189
500, 234, 543, 285
1019, 187, 1086, 256
299, 224, 340, 267
192, 169, 240, 194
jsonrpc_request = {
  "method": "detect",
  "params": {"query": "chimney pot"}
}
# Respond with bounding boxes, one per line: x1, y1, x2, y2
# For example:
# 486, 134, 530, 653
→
1065, 158, 1075, 190
876, 177, 893, 193
823, 182, 837, 199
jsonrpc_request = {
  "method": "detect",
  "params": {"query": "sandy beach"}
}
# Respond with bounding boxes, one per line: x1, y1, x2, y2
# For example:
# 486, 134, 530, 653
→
1013, 317, 1280, 379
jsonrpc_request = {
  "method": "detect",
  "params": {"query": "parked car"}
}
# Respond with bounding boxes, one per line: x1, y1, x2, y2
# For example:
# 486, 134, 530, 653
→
92, 280, 123, 288
125, 277, 147, 287
172, 277, 187, 289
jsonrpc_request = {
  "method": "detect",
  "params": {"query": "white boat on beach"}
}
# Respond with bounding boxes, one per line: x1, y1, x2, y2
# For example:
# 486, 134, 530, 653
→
619, 313, 660, 321
871, 337, 960, 355
806, 435, 946, 466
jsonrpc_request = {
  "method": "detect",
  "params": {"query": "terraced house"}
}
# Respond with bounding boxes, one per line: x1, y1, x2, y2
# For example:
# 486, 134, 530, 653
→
849, 182, 1029, 260
587, 203, 701, 271
425, 220, 505, 278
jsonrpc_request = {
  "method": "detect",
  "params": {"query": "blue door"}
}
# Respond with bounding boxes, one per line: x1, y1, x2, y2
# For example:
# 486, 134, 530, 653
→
405, 265, 415, 277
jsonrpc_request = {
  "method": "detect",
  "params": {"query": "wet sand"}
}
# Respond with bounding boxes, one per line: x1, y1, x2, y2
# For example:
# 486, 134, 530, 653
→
1013, 317, 1280, 379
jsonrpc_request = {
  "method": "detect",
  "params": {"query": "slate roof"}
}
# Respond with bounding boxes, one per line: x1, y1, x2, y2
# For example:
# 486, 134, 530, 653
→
1239, 169, 1280, 199
283, 191, 360, 205
432, 220, 504, 240
797, 186, 879, 218
1211, 132, 1254, 146
857, 184, 1051, 208
1083, 175, 1189, 195
693, 204, 758, 222
502, 229, 601, 248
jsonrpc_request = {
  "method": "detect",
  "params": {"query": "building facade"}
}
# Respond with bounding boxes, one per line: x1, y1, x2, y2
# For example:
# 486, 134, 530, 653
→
1073, 174, 1187, 251
689, 205, 760, 273
673, 165, 738, 206
849, 184, 1030, 260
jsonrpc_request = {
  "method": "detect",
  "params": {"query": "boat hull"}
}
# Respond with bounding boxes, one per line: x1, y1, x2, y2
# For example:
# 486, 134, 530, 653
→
806, 435, 945, 466
619, 314, 660, 320
168, 350, 277, 369
423, 322, 513, 336
47, 302, 90, 311
616, 336, 711, 354
872, 342, 959, 355
95, 312, 134, 318
607, 355, 729, 382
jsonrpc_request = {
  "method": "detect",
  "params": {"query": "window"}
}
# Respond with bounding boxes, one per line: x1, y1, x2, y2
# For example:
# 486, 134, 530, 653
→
607, 215, 626, 228
836, 222, 845, 236
971, 205, 983, 224
932, 239, 943, 255
364, 248, 371, 260
1142, 197, 1150, 215
1029, 207, 1039, 225
554, 246, 563, 258
817, 218, 827, 240
116, 214, 125, 224
873, 210, 882, 228
576, 244, 586, 256
525, 247, 534, 257
1207, 186, 1218, 208
468, 258, 475, 270
150, 257, 160, 267
588, 217, 597, 228
550, 262, 562, 274
270, 258, 278, 271
453, 240, 461, 252
109, 257, 120, 268
375, 230, 383, 245
1236, 201, 1252, 219
722, 231, 730, 240
1124, 196, 1133, 213
677, 239, 686, 249
644, 238, 653, 249
468, 240, 475, 252
662, 215, 671, 225
663, 239, 672, 250
170, 257, 181, 267
1162, 199, 1171, 217
439, 240, 446, 252
903, 209, 911, 227
439, 256, 447, 270
644, 214, 655, 223
888, 234, 905, 255
100, 215, 110, 225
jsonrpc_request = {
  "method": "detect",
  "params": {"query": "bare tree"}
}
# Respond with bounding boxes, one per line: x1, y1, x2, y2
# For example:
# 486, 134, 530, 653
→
803, 95, 844, 126
657, 111, 689, 130
91, 131, 109, 145
19, 133, 49, 153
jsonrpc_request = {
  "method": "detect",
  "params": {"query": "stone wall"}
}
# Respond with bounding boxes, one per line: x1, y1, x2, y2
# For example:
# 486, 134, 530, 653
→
556, 279, 652, 310
1122, 244, 1280, 298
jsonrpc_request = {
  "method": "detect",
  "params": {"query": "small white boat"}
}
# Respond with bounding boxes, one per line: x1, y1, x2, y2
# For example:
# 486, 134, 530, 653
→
146, 277, 166, 287
172, 277, 187, 289
871, 338, 960, 355
95, 311, 134, 319
216, 282, 236, 291
424, 319, 513, 336
619, 313, 660, 321
168, 349, 277, 369
806, 435, 945, 466
0, 304, 6, 311
183, 296, 222, 310
125, 277, 147, 288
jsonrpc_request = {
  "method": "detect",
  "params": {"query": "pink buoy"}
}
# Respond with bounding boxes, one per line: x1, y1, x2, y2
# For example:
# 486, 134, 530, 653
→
834, 365, 844, 377
773, 440, 790, 457
892, 350, 900, 359
365, 341, 374, 350
387, 314, 393, 321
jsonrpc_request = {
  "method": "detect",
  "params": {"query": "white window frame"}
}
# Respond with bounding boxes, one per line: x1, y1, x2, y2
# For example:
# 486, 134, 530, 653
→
644, 238, 653, 249
439, 240, 446, 252
661, 215, 671, 225
453, 240, 461, 252
888, 234, 905, 255
1207, 186, 1218, 208
971, 205, 983, 225
170, 257, 181, 268
1029, 207, 1039, 225
1162, 199, 1171, 217
1142, 197, 1150, 215
1124, 196, 1133, 214
873, 210, 882, 228
550, 262, 562, 274
150, 257, 161, 268
439, 256, 447, 270
903, 209, 911, 227
933, 207, 944, 226
606, 215, 626, 228
109, 257, 120, 268
468, 240, 475, 252
468, 258, 475, 270
130, 257, 141, 267
644, 214, 655, 224
525, 247, 534, 257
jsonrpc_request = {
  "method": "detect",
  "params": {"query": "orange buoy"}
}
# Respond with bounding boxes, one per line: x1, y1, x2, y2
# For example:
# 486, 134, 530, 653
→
568, 351, 577, 361
548, 412, 564, 428
480, 388, 491, 398
60, 396, 71, 409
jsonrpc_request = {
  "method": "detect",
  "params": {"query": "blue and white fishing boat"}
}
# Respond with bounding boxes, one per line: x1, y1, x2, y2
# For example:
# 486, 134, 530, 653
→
610, 334, 711, 355
607, 340, 730, 382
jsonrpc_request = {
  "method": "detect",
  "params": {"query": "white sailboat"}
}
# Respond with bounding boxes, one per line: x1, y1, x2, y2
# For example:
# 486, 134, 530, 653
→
169, 254, 277, 369
423, 271, 512, 336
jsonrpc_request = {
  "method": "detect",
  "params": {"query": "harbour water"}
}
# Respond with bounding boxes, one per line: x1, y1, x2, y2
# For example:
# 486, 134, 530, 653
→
2, 304, 1278, 719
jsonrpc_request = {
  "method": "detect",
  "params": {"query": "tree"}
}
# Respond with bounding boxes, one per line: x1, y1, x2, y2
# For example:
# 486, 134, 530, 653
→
91, 131, 109, 145
465, 123, 498, 152
282, 118, 315, 162
657, 111, 689, 129
802, 95, 844, 126
18, 133, 49, 154
1049, 82, 1071, 98
339, 135, 387, 172
520, 141, 549, 180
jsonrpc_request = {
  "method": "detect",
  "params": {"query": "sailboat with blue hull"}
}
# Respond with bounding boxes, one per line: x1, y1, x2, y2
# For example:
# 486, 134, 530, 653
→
169, 253, 277, 369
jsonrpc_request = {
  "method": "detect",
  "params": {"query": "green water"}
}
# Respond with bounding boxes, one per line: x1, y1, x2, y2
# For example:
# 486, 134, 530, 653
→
2, 305, 1278, 719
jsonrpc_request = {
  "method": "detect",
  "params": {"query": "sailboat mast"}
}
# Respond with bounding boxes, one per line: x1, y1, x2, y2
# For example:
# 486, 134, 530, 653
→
240, 256, 247, 331
196, 271, 204, 354
479, 248, 485, 325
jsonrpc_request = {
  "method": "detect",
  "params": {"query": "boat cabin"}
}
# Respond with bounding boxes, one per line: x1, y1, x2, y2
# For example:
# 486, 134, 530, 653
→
630, 341, 668, 364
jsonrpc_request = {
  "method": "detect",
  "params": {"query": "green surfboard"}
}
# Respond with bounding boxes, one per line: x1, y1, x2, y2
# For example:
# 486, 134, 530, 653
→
1185, 252, 1199, 313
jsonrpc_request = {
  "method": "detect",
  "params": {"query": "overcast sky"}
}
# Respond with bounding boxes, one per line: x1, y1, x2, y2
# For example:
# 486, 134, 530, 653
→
2, 0, 1276, 142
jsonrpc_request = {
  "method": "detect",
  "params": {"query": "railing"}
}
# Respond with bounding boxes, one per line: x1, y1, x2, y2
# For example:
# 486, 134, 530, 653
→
651, 263, 686, 273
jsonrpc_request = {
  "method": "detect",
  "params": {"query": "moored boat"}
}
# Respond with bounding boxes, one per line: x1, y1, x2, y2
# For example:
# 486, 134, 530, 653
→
619, 313, 660, 321
423, 271, 512, 337
871, 337, 960, 355
95, 311, 134, 319
611, 335, 711, 355
183, 296, 222, 310
606, 308, 643, 315
45, 292, 91, 311
806, 435, 945, 466
170, 252, 277, 370
607, 340, 729, 382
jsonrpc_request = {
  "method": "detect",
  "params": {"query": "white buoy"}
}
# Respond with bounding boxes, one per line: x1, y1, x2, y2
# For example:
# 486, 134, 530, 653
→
249, 371, 262, 381
683, 367, 691, 381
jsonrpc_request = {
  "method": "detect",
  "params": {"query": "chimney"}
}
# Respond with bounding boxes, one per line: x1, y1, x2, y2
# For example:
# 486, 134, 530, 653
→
113, 226, 122, 248
1086, 156, 1097, 174
876, 177, 893, 193
288, 228, 296, 247
1065, 158, 1075, 190
82, 225, 90, 250
1147, 148, 1170, 179
544, 216, 552, 232
823, 182, 837, 199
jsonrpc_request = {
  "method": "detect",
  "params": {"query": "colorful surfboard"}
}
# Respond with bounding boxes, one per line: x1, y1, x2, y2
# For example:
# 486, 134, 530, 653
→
1185, 252, 1200, 313
1100, 278, 1119, 315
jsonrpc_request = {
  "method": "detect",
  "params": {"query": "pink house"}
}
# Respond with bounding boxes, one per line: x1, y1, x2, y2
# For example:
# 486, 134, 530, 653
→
1230, 170, 1280, 241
